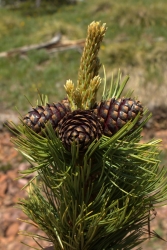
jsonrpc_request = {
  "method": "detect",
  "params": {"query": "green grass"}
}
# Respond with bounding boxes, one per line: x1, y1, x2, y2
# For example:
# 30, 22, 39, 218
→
0, 0, 167, 112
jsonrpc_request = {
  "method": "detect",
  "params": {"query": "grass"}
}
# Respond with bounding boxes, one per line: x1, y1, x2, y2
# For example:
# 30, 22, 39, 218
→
0, 0, 167, 112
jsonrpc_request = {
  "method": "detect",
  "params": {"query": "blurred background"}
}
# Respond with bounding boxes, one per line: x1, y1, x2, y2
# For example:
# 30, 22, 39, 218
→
0, 0, 167, 249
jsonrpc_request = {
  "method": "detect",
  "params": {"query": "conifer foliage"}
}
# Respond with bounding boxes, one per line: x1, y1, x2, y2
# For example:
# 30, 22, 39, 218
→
11, 21, 167, 250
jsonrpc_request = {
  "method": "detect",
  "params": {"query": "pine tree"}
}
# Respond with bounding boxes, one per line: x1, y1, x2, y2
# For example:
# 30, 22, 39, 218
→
10, 21, 167, 250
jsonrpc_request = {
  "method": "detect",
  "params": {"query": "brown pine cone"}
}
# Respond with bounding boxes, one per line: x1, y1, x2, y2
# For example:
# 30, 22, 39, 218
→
58, 110, 103, 152
93, 97, 143, 136
23, 99, 71, 134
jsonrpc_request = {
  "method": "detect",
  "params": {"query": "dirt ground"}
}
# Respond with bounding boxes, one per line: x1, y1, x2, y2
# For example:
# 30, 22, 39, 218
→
0, 107, 167, 250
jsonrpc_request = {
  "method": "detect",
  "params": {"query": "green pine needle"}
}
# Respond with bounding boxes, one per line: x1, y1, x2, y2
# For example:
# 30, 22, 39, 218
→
102, 69, 130, 101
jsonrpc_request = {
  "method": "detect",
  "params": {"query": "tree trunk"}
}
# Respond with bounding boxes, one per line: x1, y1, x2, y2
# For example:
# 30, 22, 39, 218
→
35, 0, 41, 8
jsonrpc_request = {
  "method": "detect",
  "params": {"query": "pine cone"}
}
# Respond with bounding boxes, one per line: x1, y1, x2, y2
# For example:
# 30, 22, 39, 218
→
58, 110, 103, 152
93, 98, 143, 136
23, 99, 71, 134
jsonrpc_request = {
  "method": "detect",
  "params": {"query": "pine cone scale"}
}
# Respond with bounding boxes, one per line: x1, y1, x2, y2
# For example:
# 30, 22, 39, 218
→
58, 110, 102, 152
23, 99, 71, 134
118, 110, 128, 121
94, 97, 143, 136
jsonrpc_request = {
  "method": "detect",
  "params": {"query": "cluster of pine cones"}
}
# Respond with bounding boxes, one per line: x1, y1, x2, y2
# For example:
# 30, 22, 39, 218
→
23, 97, 143, 152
